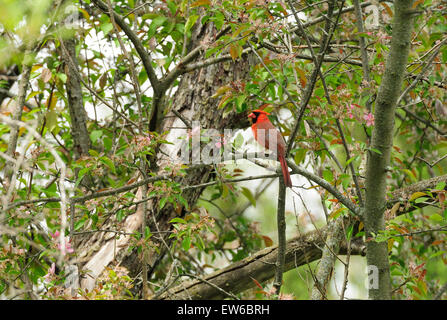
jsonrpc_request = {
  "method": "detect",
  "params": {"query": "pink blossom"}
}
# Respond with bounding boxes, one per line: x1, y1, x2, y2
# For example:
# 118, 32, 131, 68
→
346, 104, 355, 119
57, 239, 74, 254
363, 112, 375, 127
215, 137, 227, 148
279, 293, 294, 300
44, 262, 56, 282
51, 231, 74, 255
50, 230, 60, 239
134, 135, 152, 152
266, 286, 276, 296
65, 241, 74, 254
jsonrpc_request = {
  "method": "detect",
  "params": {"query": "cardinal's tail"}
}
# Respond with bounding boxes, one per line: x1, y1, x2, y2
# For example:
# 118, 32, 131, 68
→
278, 154, 292, 188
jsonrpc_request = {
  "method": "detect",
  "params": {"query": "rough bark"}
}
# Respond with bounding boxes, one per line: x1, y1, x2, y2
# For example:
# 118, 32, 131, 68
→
4, 59, 32, 185
61, 38, 91, 160
311, 217, 346, 300
363, 0, 415, 300
0, 65, 19, 105
75, 21, 252, 293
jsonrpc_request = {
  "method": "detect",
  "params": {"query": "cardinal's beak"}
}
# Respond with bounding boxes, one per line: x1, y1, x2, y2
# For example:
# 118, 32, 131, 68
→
248, 112, 256, 119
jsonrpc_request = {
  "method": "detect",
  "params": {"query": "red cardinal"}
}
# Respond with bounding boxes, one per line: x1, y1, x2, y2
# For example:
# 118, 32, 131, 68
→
248, 109, 292, 188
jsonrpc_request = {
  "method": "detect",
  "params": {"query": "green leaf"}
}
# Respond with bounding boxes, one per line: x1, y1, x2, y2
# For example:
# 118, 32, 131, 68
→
235, 94, 246, 112
369, 147, 383, 155
75, 167, 90, 187
205, 45, 220, 58
340, 173, 351, 189
160, 197, 168, 209
176, 194, 189, 209
90, 130, 103, 143
212, 11, 225, 30
435, 181, 446, 191
74, 218, 86, 231
88, 149, 99, 157
100, 22, 113, 35
57, 73, 67, 83
103, 137, 112, 152
195, 234, 205, 251
144, 226, 152, 239
116, 209, 125, 221
429, 250, 446, 259
345, 155, 358, 166
170, 217, 187, 224
182, 234, 191, 251
346, 224, 354, 241
100, 156, 116, 174
414, 196, 428, 204
429, 213, 444, 222
241, 187, 256, 207
148, 190, 158, 198
294, 148, 307, 165
167, 0, 177, 14
185, 14, 199, 33
323, 169, 334, 183
233, 133, 244, 149
147, 16, 167, 39
46, 110, 58, 132
138, 69, 148, 85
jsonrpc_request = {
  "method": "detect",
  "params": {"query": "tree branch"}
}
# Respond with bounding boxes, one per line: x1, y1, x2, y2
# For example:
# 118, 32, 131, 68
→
273, 176, 287, 295
91, 0, 160, 92
285, 0, 339, 156
156, 226, 365, 299
353, 0, 373, 112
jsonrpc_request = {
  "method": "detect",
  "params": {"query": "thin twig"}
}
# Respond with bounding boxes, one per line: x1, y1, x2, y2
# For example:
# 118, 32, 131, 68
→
401, 107, 446, 136
106, 0, 144, 128
416, 154, 447, 168
384, 225, 447, 239
335, 119, 364, 206
246, 40, 302, 123
353, 0, 373, 112
396, 37, 447, 106
179, 273, 240, 300
59, 38, 139, 128
285, 0, 339, 156
91, 0, 160, 92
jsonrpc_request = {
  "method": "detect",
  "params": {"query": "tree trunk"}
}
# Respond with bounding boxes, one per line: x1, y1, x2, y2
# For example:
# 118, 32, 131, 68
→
4, 59, 32, 186
75, 21, 251, 294
0, 65, 19, 105
61, 38, 91, 161
363, 0, 415, 300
